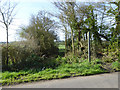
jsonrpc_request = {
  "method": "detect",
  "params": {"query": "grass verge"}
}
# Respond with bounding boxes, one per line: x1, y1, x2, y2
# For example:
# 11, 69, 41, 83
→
1, 59, 108, 86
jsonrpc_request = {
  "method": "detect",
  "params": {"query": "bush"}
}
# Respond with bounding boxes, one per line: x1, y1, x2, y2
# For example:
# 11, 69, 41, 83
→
2, 44, 31, 70
2, 42, 58, 71
20, 11, 59, 58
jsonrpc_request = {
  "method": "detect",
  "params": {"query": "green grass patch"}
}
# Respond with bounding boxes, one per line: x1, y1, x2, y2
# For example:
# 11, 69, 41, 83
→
1, 59, 108, 86
111, 61, 120, 71
58, 45, 65, 56
58, 45, 65, 49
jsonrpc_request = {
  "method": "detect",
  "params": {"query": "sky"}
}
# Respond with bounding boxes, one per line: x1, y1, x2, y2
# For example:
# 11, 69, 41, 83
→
0, 0, 65, 42
0, 0, 116, 42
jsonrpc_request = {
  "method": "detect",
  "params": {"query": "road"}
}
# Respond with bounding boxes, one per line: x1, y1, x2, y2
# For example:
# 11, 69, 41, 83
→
2, 72, 119, 88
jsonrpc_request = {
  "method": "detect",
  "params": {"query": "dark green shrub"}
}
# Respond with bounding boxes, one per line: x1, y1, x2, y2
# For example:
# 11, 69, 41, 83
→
2, 44, 31, 71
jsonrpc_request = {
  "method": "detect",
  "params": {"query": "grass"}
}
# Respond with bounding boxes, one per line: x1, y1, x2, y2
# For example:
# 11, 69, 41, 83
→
58, 45, 65, 49
1, 59, 108, 86
111, 61, 120, 71
58, 45, 65, 57
1, 45, 119, 86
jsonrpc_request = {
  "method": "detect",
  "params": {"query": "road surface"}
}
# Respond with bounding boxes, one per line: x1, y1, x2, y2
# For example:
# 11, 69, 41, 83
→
2, 72, 119, 88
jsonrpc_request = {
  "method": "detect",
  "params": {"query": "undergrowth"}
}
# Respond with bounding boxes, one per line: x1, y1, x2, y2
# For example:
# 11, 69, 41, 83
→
1, 59, 109, 86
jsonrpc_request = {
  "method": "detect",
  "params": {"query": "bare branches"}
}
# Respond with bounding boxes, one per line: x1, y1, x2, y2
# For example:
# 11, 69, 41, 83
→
0, 0, 17, 27
0, 0, 17, 65
110, 2, 118, 6
1, 11, 7, 27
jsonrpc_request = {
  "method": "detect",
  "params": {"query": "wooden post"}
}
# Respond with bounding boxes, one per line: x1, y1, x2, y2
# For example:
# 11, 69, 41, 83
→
88, 31, 91, 63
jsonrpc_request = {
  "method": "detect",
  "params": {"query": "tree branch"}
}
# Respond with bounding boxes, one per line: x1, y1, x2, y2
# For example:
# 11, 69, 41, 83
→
98, 33, 110, 41
109, 2, 118, 6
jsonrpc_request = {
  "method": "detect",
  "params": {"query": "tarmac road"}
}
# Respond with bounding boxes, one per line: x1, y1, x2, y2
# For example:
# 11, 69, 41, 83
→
2, 72, 119, 88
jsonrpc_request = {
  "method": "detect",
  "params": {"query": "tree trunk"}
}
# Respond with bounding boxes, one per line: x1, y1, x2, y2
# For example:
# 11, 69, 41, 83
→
6, 26, 9, 65
78, 30, 81, 51
86, 32, 87, 40
71, 28, 74, 55
65, 33, 67, 56
117, 1, 120, 33
78, 30, 81, 42
64, 26, 67, 56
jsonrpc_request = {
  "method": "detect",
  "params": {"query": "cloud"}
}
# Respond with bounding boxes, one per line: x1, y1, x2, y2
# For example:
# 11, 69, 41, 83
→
0, 24, 7, 42
0, 18, 27, 42
12, 0, 54, 3
77, 0, 113, 2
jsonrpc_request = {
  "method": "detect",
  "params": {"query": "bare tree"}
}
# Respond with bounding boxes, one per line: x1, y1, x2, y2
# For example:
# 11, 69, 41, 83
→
53, 2, 77, 54
0, 0, 17, 65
